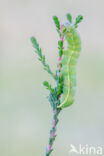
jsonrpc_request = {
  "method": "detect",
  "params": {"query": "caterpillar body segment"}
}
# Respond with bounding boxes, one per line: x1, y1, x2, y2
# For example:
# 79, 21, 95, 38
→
58, 25, 81, 108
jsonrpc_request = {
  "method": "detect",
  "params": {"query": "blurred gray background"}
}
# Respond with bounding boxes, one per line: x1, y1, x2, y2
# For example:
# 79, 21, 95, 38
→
0, 0, 104, 155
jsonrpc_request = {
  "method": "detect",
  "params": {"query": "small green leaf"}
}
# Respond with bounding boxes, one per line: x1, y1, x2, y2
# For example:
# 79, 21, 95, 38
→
57, 84, 62, 95
42, 55, 45, 64
63, 27, 67, 33
43, 81, 49, 87
58, 40, 63, 47
53, 16, 60, 31
43, 81, 54, 93
75, 15, 83, 28
66, 13, 72, 23
30, 37, 39, 50
59, 50, 63, 57
58, 40, 63, 57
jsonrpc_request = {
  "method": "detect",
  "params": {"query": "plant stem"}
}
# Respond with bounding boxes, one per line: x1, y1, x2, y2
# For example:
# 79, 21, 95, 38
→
45, 108, 62, 156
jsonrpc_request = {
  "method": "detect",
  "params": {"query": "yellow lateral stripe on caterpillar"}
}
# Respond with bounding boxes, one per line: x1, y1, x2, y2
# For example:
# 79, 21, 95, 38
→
57, 52, 74, 108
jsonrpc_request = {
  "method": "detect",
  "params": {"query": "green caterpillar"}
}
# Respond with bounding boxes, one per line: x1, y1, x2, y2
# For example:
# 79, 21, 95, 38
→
58, 14, 83, 108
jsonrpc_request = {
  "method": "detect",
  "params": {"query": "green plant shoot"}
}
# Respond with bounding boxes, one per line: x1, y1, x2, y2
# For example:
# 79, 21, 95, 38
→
31, 13, 83, 156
